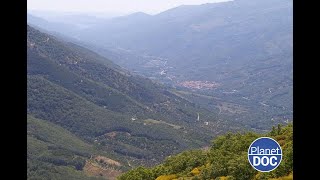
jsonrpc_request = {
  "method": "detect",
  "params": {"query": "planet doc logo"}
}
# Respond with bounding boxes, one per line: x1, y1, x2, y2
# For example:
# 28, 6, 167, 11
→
248, 137, 282, 172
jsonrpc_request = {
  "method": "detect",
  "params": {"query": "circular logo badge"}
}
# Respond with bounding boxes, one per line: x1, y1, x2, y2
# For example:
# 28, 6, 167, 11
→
248, 137, 282, 172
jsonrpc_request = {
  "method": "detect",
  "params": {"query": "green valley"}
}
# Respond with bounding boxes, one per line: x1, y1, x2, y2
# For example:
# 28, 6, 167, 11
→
26, 0, 293, 179
27, 25, 240, 179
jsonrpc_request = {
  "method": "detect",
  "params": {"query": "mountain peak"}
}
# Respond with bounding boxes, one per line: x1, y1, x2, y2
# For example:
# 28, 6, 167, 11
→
128, 12, 151, 17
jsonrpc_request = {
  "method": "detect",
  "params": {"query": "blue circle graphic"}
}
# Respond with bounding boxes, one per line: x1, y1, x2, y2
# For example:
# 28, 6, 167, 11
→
248, 137, 282, 172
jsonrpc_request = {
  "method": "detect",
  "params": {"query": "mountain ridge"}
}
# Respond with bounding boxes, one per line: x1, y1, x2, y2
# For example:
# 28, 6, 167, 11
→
27, 25, 236, 176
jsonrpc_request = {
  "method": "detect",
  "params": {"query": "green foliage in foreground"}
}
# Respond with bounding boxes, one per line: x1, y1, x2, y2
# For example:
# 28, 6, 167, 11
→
118, 124, 293, 180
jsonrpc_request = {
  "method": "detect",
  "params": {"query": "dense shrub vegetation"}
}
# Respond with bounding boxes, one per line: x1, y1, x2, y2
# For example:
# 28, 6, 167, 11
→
119, 124, 293, 180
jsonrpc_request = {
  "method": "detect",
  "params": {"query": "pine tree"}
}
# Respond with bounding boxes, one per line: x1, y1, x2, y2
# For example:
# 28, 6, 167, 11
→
277, 124, 282, 135
270, 126, 276, 136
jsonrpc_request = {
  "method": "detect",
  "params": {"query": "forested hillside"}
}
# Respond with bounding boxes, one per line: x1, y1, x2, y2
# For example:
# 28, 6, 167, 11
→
119, 124, 293, 180
27, 25, 239, 180
28, 115, 111, 180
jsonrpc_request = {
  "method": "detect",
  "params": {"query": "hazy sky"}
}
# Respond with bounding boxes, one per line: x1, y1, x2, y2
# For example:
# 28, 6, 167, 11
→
27, 0, 231, 15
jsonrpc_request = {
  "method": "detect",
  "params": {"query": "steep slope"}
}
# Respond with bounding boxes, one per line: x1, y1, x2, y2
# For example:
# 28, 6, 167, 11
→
27, 25, 213, 124
27, 25, 233, 169
27, 115, 121, 180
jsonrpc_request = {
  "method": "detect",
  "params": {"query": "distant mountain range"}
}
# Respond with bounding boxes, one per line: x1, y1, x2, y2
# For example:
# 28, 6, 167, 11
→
28, 0, 292, 130
27, 0, 292, 178
93, 0, 292, 129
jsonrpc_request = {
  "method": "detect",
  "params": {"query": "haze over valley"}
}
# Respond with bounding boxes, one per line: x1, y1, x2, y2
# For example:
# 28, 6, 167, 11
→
28, 0, 292, 131
27, 0, 293, 179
